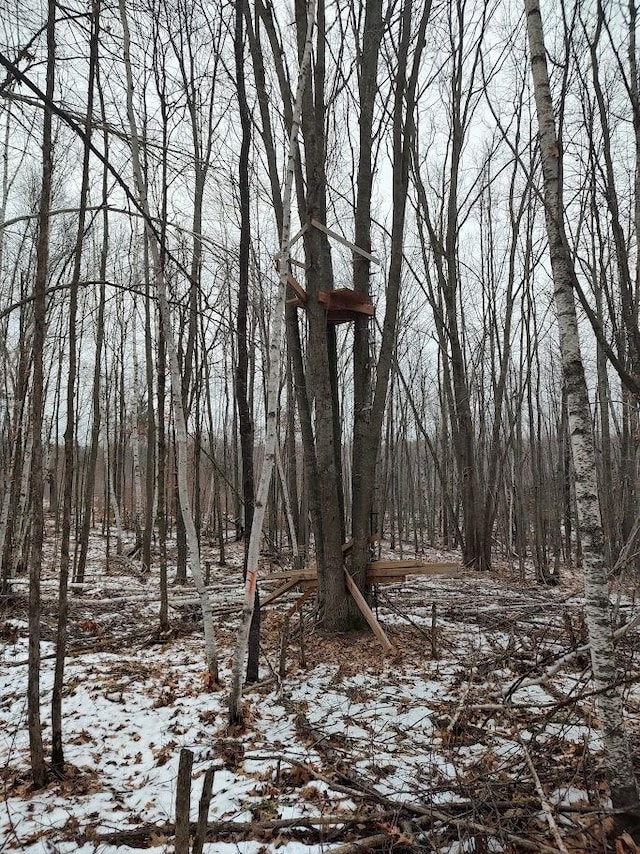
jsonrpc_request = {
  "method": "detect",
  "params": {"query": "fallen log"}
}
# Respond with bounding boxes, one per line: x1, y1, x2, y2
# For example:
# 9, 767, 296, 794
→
88, 813, 386, 847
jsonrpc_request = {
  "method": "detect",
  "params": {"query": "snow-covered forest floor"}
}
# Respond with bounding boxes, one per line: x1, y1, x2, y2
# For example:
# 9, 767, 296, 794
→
2, 530, 640, 853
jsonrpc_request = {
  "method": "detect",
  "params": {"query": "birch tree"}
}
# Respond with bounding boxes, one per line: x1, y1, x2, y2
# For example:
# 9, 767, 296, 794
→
229, 0, 316, 725
524, 0, 639, 813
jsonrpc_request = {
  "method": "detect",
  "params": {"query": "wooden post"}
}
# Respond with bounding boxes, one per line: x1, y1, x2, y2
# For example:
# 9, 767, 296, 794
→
298, 610, 306, 668
278, 615, 290, 678
192, 767, 214, 854
310, 218, 381, 264
431, 603, 437, 659
174, 748, 193, 854
343, 570, 391, 653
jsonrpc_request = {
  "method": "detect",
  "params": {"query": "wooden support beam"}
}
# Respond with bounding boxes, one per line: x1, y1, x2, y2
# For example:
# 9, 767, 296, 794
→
287, 587, 314, 617
264, 569, 317, 582
366, 561, 463, 579
318, 289, 375, 316
366, 560, 465, 584
343, 570, 392, 653
261, 577, 307, 608
311, 219, 381, 265
370, 559, 428, 569
261, 560, 463, 609
286, 273, 307, 303
276, 223, 307, 255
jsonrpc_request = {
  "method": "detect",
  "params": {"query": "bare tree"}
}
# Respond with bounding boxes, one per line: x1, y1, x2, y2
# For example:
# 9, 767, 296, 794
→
524, 0, 639, 814
118, 0, 219, 684
27, 0, 56, 789
229, 0, 316, 724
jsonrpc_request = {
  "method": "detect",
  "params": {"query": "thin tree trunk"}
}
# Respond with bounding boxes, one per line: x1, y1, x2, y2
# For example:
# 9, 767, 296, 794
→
234, 0, 259, 683
118, 0, 218, 682
130, 310, 144, 553
142, 234, 156, 575
525, 0, 639, 813
75, 62, 108, 586
28, 0, 55, 790
103, 392, 124, 555
229, 0, 316, 724
51, 0, 99, 771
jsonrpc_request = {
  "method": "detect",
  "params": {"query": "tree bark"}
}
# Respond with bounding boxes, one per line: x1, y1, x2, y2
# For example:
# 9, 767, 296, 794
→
118, 0, 219, 683
229, 0, 316, 724
28, 0, 56, 790
51, 0, 99, 771
524, 0, 639, 813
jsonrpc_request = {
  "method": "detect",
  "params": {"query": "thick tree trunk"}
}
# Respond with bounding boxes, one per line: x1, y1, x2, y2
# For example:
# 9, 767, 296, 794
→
296, 0, 348, 631
350, 0, 384, 594
351, 0, 431, 589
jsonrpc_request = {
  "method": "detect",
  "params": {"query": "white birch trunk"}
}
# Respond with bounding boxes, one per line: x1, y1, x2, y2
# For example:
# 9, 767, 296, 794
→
101, 414, 124, 555
130, 312, 143, 547
228, 0, 316, 723
524, 0, 639, 811
118, 0, 219, 682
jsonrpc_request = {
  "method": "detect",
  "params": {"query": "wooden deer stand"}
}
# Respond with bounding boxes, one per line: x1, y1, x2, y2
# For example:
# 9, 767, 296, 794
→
262, 539, 464, 654
270, 221, 462, 651
279, 219, 379, 324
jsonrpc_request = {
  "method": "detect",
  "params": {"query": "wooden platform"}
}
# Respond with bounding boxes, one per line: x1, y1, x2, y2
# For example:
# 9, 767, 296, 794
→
366, 560, 464, 583
278, 262, 375, 325
261, 559, 462, 653
261, 560, 463, 608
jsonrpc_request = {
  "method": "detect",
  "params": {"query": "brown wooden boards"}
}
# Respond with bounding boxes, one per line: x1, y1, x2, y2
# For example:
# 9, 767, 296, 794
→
260, 558, 462, 650
262, 561, 462, 594
343, 569, 392, 654
367, 560, 464, 583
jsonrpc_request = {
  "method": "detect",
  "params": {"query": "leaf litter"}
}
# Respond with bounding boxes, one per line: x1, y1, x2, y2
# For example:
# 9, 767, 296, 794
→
1, 534, 640, 853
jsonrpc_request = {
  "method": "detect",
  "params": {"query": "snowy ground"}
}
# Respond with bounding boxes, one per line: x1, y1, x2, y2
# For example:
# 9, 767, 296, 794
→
2, 533, 640, 853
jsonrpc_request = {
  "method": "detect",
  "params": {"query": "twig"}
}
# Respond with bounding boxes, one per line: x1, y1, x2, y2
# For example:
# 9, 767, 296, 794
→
89, 813, 387, 845
321, 833, 388, 853
507, 612, 640, 694
446, 669, 475, 735
514, 728, 570, 854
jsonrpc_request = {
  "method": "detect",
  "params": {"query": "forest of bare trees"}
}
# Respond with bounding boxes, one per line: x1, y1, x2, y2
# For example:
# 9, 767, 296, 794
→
2, 0, 640, 849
